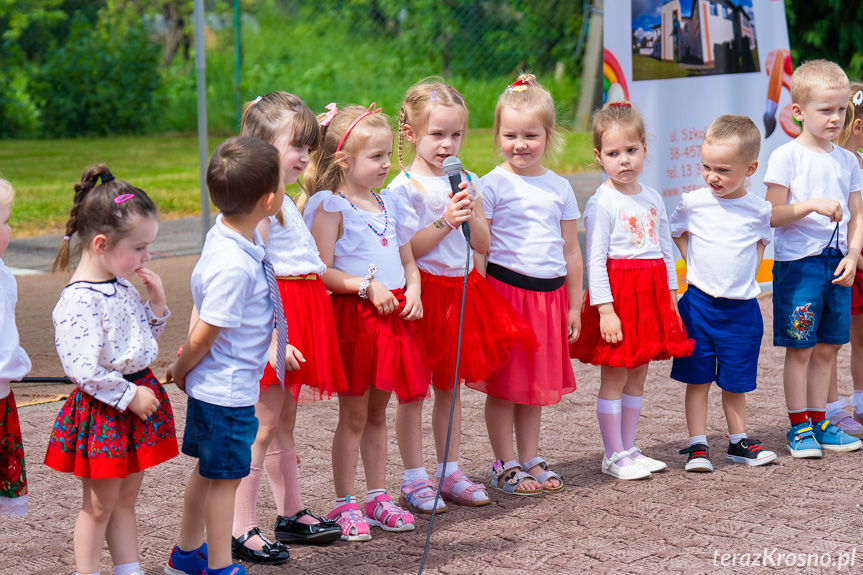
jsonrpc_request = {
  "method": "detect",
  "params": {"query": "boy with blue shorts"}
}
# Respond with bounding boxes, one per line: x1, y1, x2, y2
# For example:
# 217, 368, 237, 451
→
670, 115, 777, 471
764, 60, 863, 458
165, 137, 289, 575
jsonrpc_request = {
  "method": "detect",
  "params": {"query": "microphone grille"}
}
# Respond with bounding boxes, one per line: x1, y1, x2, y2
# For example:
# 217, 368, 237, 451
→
442, 156, 462, 175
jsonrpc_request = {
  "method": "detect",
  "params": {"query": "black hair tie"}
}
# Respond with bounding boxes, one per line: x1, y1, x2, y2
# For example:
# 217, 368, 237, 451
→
100, 172, 115, 184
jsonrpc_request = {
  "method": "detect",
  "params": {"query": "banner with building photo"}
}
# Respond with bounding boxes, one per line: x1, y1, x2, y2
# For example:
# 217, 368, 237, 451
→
603, 0, 794, 289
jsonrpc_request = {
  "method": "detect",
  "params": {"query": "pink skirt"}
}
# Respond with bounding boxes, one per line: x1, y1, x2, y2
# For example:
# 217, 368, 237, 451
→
259, 275, 348, 403
467, 276, 576, 406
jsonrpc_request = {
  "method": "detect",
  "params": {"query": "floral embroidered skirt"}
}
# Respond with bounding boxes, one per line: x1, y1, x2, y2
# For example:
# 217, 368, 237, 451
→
0, 391, 28, 517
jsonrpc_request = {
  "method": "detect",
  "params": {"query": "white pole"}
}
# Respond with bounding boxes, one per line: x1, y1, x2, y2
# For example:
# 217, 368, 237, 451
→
194, 0, 209, 246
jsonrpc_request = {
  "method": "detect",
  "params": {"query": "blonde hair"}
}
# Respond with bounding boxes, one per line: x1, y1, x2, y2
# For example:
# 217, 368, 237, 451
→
302, 105, 393, 211
703, 114, 761, 162
0, 179, 13, 207
397, 78, 468, 172
240, 92, 320, 225
590, 101, 647, 153
837, 81, 863, 148
493, 73, 563, 163
791, 59, 849, 106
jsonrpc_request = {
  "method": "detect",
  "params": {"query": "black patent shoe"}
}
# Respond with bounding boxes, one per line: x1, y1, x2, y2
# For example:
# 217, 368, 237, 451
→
274, 509, 342, 545
232, 527, 290, 564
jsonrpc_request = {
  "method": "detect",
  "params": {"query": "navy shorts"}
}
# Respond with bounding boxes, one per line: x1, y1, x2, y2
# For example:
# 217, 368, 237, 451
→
670, 285, 762, 393
772, 249, 851, 348
181, 396, 258, 480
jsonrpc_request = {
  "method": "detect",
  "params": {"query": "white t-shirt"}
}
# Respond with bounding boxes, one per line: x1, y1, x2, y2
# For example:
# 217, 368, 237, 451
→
669, 187, 772, 300
185, 215, 272, 408
384, 170, 479, 277
763, 140, 863, 261
266, 195, 327, 277
481, 167, 581, 279
583, 184, 677, 305
53, 277, 169, 411
303, 191, 407, 290
0, 260, 31, 399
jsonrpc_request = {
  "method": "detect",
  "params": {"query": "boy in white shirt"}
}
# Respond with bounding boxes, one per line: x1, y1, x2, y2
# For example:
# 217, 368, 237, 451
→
764, 59, 863, 458
670, 115, 777, 471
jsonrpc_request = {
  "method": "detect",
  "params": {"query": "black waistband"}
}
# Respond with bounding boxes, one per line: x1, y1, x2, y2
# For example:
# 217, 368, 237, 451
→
124, 368, 151, 382
486, 262, 565, 292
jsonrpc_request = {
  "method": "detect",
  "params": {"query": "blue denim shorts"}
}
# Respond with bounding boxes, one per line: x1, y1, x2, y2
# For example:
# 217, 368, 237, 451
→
181, 396, 258, 480
772, 249, 851, 348
670, 285, 762, 393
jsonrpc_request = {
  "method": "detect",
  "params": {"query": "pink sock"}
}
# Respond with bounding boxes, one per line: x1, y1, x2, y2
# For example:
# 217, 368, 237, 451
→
264, 447, 309, 522
621, 393, 643, 451
597, 398, 630, 464
232, 466, 264, 551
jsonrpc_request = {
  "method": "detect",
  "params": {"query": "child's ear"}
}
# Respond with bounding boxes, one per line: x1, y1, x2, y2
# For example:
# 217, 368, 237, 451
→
791, 102, 803, 123
853, 118, 863, 135
593, 147, 602, 166
745, 160, 758, 177
92, 234, 108, 255
404, 124, 417, 144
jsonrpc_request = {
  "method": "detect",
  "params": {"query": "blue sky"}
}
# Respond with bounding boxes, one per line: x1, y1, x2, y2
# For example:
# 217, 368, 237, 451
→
631, 0, 755, 39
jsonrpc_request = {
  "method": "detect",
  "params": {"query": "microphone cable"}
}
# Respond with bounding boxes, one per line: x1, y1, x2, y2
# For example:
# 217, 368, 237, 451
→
418, 224, 471, 575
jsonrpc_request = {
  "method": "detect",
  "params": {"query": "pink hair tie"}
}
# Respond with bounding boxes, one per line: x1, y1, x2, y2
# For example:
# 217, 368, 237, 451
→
335, 102, 383, 156
63, 235, 71, 241
320, 103, 338, 126
114, 193, 135, 204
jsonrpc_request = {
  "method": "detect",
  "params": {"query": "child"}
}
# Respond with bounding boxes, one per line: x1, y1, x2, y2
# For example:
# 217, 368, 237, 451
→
571, 101, 693, 480
474, 74, 582, 495
0, 179, 31, 518
166, 137, 290, 575
44, 166, 177, 575
386, 79, 537, 511
764, 60, 863, 457
669, 115, 777, 471
826, 82, 863, 437
303, 103, 428, 540
230, 92, 342, 563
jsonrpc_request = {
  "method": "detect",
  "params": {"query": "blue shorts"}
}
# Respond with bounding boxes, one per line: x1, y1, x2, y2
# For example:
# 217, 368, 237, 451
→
670, 285, 762, 393
772, 249, 851, 348
181, 396, 258, 480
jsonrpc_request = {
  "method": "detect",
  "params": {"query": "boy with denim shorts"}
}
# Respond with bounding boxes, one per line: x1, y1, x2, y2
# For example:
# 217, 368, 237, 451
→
670, 115, 777, 471
165, 136, 288, 575
764, 60, 863, 458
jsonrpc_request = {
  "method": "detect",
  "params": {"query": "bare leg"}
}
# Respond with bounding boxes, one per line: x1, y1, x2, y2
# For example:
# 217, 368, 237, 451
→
205, 478, 242, 570
361, 387, 392, 491
75, 477, 123, 573
827, 347, 841, 403
685, 383, 711, 438
807, 343, 840, 415
395, 398, 425, 471
432, 385, 460, 464
104, 472, 144, 567
721, 391, 746, 436
783, 347, 813, 412
332, 393, 369, 498
177, 464, 209, 552
515, 404, 560, 489
484, 395, 540, 491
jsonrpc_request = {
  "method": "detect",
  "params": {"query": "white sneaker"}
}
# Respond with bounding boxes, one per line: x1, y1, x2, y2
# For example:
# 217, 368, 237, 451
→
627, 446, 667, 473
601, 451, 651, 480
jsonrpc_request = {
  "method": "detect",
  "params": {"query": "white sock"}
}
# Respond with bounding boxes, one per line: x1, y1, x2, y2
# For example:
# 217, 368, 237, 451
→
335, 494, 354, 507
621, 393, 643, 409
403, 467, 429, 483
854, 390, 863, 411
114, 563, 141, 575
728, 433, 747, 445
435, 461, 459, 478
78, 572, 100, 575
827, 399, 847, 420
365, 488, 386, 503
689, 435, 707, 447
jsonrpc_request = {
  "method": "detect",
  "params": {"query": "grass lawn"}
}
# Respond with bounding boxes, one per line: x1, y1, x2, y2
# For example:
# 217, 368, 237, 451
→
0, 130, 596, 236
632, 54, 690, 81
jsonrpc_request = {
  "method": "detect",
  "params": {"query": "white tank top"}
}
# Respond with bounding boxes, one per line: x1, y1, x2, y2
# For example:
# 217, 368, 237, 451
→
267, 195, 327, 276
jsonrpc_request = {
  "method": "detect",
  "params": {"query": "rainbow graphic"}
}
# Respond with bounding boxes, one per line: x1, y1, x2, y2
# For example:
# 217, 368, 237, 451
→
603, 48, 629, 103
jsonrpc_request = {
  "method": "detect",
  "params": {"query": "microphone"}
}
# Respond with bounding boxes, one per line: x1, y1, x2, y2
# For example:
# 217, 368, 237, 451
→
442, 156, 470, 241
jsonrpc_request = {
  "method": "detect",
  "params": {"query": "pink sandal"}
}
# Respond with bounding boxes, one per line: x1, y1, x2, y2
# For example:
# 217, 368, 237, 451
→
399, 479, 448, 515
440, 470, 490, 507
363, 493, 415, 532
327, 502, 372, 542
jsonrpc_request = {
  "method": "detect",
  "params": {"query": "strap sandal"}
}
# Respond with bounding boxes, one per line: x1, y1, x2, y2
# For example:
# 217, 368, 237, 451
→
440, 469, 490, 506
399, 478, 448, 515
231, 527, 290, 565
363, 493, 415, 532
521, 456, 564, 493
489, 459, 541, 496
327, 502, 372, 542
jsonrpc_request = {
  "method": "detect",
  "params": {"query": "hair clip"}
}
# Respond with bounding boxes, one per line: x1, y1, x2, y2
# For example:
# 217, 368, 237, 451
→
253, 96, 263, 105
100, 172, 115, 184
63, 235, 71, 241
320, 103, 339, 126
508, 78, 530, 93
114, 193, 135, 204
335, 102, 383, 155
430, 89, 437, 102
608, 101, 632, 109
854, 90, 863, 107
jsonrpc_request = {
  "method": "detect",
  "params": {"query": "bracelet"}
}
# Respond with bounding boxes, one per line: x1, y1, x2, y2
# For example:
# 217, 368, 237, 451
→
358, 263, 378, 299
441, 213, 457, 230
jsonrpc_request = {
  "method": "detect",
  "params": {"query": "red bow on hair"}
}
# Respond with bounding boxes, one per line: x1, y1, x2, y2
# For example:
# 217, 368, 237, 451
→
608, 101, 632, 108
510, 78, 529, 88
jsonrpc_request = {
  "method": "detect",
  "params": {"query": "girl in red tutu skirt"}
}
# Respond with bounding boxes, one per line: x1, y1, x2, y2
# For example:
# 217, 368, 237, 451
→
570, 102, 693, 480
304, 103, 429, 541
45, 166, 178, 575
386, 79, 537, 511
475, 74, 583, 495
228, 93, 344, 563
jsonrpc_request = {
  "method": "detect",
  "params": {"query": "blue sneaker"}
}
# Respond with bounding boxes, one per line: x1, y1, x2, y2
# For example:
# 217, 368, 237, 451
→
206, 565, 248, 575
811, 419, 863, 452
786, 423, 822, 458
165, 543, 208, 575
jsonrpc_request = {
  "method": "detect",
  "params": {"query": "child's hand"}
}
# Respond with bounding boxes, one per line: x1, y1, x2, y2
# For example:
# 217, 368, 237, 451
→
137, 267, 166, 312
128, 385, 159, 421
400, 286, 423, 321
445, 189, 473, 228
367, 281, 399, 315
598, 304, 623, 344
567, 308, 581, 344
270, 343, 306, 372
833, 255, 859, 286
811, 199, 843, 222
166, 361, 186, 393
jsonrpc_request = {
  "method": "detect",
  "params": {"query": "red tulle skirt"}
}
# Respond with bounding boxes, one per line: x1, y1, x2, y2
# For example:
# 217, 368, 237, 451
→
0, 391, 27, 517
44, 370, 178, 479
571, 258, 694, 368
259, 275, 348, 403
852, 270, 863, 316
467, 276, 576, 406
417, 270, 538, 390
330, 289, 430, 404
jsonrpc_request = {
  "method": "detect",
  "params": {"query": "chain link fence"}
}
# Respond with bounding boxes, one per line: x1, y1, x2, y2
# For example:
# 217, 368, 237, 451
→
0, 0, 585, 139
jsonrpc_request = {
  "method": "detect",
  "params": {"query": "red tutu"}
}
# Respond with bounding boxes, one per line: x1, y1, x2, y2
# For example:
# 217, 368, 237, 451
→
417, 270, 538, 390
330, 289, 430, 404
259, 275, 348, 403
467, 277, 576, 406
44, 370, 178, 479
852, 270, 863, 316
571, 258, 694, 368
0, 391, 27, 517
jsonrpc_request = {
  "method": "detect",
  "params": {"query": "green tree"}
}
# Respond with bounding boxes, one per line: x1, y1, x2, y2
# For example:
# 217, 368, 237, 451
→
785, 0, 863, 79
